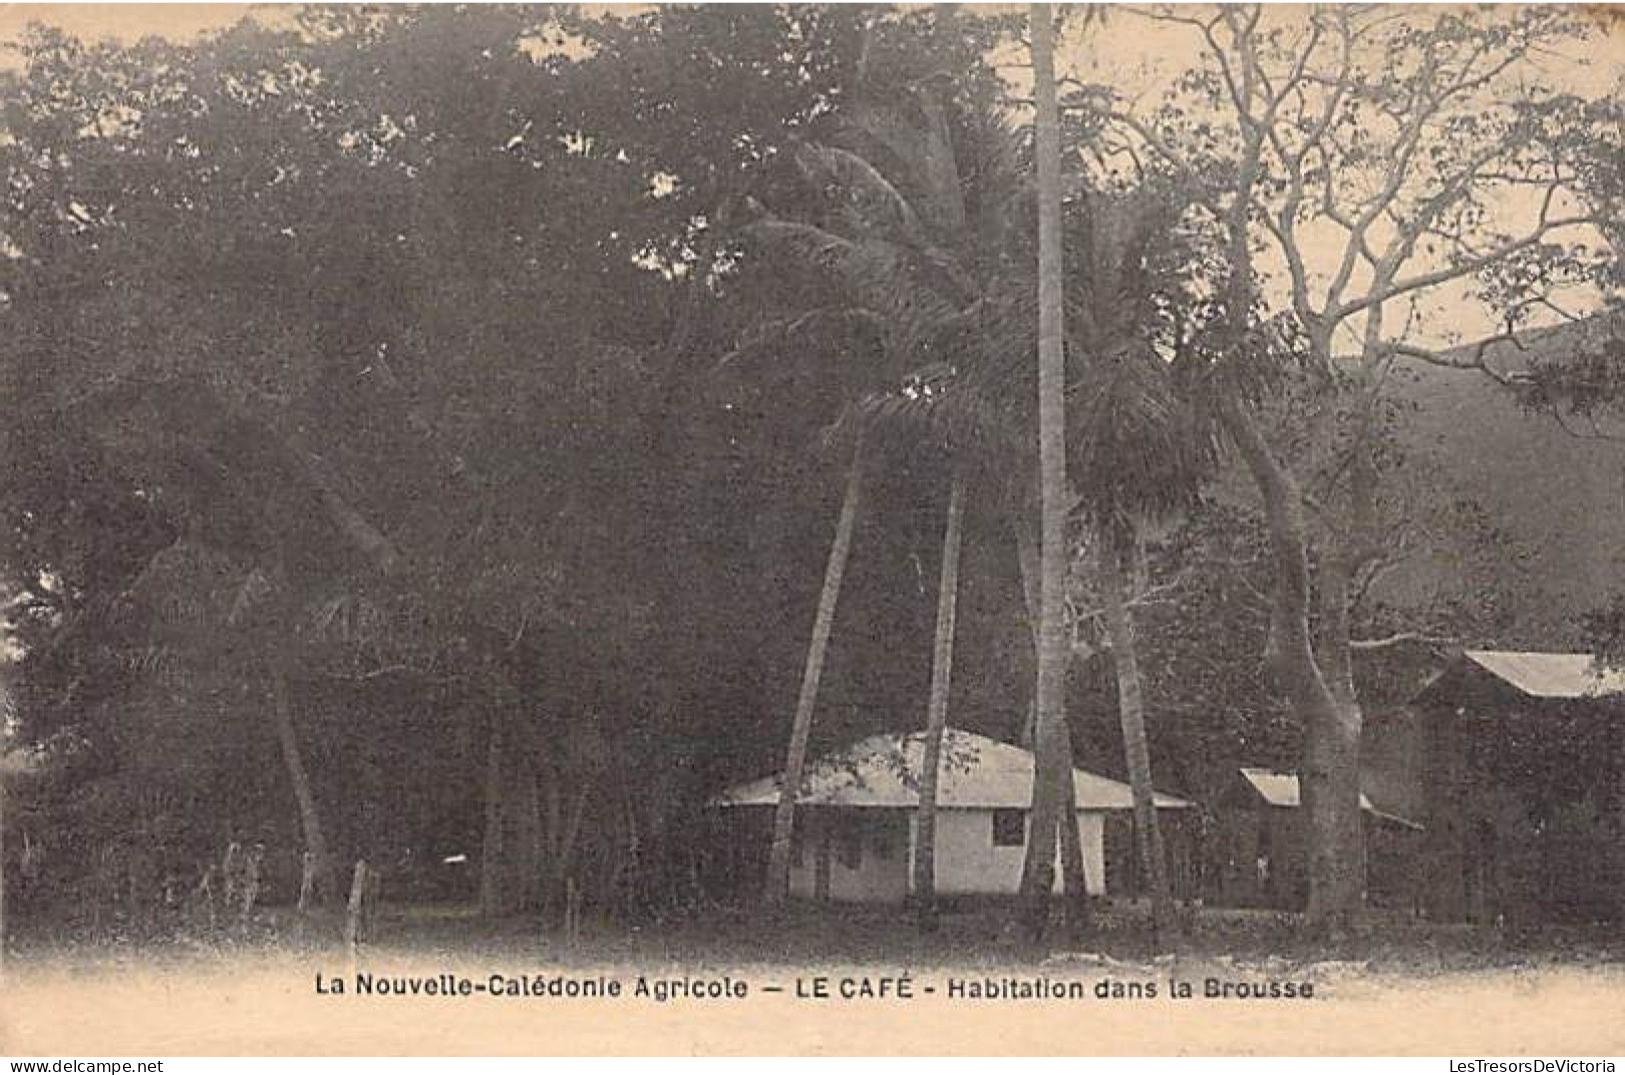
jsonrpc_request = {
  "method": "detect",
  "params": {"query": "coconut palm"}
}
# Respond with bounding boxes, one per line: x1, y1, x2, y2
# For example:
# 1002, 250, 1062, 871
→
732, 58, 1213, 931
1023, 1, 1073, 940
1064, 184, 1220, 941
723, 78, 1087, 916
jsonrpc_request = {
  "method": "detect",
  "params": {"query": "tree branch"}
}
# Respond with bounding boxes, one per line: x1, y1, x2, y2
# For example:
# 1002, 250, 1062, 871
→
1333, 215, 1600, 321
1389, 334, 1532, 388
1101, 110, 1223, 216
1349, 631, 1455, 651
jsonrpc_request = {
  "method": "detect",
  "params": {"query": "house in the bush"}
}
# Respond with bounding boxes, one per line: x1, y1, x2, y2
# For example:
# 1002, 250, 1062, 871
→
1363, 649, 1625, 925
1209, 767, 1423, 911
711, 728, 1191, 902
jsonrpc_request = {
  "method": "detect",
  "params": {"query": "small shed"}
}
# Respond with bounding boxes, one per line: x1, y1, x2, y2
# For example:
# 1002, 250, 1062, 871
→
1213, 768, 1422, 910
712, 728, 1190, 902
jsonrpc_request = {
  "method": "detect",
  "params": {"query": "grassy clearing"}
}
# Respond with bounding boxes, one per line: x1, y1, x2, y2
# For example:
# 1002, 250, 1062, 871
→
11, 898, 1620, 977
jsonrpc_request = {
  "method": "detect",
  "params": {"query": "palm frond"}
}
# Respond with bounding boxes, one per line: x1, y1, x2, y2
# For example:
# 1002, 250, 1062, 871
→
794, 141, 981, 308
744, 217, 963, 373
844, 97, 965, 239
1068, 342, 1217, 535
793, 142, 926, 248
714, 307, 885, 372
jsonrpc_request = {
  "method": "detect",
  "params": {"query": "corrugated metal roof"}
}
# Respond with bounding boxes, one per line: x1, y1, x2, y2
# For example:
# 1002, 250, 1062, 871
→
1238, 768, 1421, 829
1460, 650, 1625, 699
714, 728, 1190, 811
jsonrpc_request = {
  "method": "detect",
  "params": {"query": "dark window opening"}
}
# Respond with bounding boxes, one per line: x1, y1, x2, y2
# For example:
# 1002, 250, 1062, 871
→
992, 809, 1026, 848
836, 827, 863, 869
871, 820, 900, 861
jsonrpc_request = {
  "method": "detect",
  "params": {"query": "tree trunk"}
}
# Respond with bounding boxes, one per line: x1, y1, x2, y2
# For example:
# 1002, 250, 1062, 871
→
270, 660, 335, 905
344, 859, 375, 953
1056, 772, 1090, 938
1305, 550, 1366, 930
480, 707, 509, 915
1, 761, 7, 983
1098, 535, 1175, 940
1214, 110, 1368, 933
1014, 518, 1040, 749
1216, 389, 1364, 933
913, 473, 966, 929
1015, 500, 1091, 933
1301, 699, 1365, 930
766, 446, 865, 905
512, 746, 542, 913
1018, 1, 1075, 942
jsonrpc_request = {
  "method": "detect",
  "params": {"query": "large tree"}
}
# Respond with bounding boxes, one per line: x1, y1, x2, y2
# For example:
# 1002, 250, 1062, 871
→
1090, 4, 1621, 930
0, 8, 726, 920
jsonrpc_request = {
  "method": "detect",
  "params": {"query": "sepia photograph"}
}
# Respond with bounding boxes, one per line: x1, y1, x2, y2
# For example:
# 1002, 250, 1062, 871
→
0, 1, 1622, 1058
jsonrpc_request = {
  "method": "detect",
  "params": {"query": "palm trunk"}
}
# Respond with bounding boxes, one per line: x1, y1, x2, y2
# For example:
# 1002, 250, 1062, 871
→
1098, 535, 1175, 940
1, 760, 7, 983
1018, 1, 1074, 941
766, 445, 865, 905
481, 707, 509, 914
270, 661, 334, 905
513, 747, 542, 913
1015, 518, 1041, 749
1015, 513, 1090, 932
1056, 772, 1090, 937
913, 473, 966, 929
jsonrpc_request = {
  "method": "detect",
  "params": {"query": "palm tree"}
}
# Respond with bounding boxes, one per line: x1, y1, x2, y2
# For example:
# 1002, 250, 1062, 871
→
725, 77, 1090, 913
115, 535, 343, 906
737, 40, 1213, 930
912, 467, 964, 929
1065, 186, 1219, 942
764, 443, 865, 906
1024, 3, 1214, 939
1018, 0, 1073, 939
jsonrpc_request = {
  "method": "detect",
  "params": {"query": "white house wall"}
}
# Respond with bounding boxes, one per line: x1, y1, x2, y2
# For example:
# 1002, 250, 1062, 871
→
924, 810, 1105, 898
787, 808, 1108, 902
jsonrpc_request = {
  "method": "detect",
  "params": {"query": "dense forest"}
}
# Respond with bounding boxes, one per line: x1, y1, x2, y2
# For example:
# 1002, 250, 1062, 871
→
0, 4, 1620, 945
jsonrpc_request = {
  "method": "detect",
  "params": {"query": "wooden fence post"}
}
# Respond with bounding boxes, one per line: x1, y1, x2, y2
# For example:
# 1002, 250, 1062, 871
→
239, 844, 263, 919
297, 851, 316, 913
564, 875, 581, 948
344, 860, 372, 955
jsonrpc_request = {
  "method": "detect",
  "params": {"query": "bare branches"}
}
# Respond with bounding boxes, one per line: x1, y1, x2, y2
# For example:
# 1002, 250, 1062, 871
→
1251, 12, 1345, 330
1548, 408, 1625, 444
1120, 5, 1601, 357
1335, 213, 1600, 322
1389, 332, 1532, 387
1099, 110, 1223, 216
1066, 551, 1195, 650
1348, 631, 1455, 651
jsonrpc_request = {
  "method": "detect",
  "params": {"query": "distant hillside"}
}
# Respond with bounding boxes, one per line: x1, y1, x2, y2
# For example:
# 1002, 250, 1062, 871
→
1373, 313, 1625, 647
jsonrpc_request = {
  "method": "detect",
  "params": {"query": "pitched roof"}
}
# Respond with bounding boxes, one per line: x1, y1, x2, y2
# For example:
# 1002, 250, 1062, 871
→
1458, 650, 1625, 700
714, 728, 1191, 811
1238, 768, 1421, 829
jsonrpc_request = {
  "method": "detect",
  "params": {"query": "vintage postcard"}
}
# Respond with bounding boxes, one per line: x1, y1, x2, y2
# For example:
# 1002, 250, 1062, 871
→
1, 2, 1623, 1058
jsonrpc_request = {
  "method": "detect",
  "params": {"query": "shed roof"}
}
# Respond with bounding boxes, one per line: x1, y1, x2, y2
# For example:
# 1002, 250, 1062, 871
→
1238, 768, 1421, 830
715, 728, 1191, 811
1458, 650, 1625, 700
